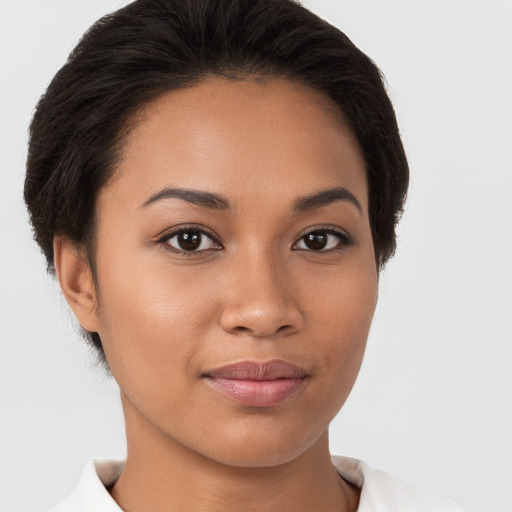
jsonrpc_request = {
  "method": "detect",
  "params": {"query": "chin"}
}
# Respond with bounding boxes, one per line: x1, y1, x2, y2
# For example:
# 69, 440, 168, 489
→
193, 417, 327, 469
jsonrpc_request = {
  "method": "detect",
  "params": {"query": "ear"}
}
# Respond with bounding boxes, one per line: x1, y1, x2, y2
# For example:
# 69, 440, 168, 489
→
53, 236, 100, 333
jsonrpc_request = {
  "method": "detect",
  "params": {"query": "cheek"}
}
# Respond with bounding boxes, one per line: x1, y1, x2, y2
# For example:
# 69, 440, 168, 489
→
93, 244, 219, 383
306, 258, 377, 388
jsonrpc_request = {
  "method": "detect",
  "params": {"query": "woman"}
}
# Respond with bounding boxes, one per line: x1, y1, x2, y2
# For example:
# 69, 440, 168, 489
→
23, 0, 468, 510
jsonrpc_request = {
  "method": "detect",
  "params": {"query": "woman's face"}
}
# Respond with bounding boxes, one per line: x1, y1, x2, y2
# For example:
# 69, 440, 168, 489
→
85, 78, 377, 467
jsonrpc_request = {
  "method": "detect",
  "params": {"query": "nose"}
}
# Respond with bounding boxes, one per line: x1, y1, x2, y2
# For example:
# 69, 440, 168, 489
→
219, 254, 304, 338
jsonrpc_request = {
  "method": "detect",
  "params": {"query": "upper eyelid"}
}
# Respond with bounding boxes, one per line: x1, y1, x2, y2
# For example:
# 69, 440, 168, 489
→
157, 224, 221, 243
295, 225, 350, 241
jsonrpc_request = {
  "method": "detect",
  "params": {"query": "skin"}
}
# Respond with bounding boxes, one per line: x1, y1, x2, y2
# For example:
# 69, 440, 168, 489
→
54, 77, 378, 512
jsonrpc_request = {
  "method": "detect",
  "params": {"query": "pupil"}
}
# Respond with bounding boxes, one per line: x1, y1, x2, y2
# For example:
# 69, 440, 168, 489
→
305, 231, 327, 250
178, 231, 201, 250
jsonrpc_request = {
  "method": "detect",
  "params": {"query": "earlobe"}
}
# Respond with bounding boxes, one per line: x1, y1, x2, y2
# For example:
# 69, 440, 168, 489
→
53, 236, 99, 333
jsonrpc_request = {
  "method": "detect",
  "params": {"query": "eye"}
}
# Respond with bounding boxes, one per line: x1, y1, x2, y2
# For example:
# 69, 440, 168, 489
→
293, 228, 351, 252
160, 227, 221, 253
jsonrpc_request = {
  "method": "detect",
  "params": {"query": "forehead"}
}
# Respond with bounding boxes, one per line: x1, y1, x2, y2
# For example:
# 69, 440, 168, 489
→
105, 77, 368, 213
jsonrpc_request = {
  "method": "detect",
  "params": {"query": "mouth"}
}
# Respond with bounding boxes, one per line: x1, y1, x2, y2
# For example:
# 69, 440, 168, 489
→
202, 359, 308, 407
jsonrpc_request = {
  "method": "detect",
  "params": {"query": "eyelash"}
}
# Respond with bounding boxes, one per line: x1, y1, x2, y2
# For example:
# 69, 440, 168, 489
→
156, 225, 352, 256
293, 227, 353, 253
157, 225, 222, 256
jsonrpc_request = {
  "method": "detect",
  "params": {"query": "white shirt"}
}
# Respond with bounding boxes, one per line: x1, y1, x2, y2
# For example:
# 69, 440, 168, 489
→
50, 456, 467, 511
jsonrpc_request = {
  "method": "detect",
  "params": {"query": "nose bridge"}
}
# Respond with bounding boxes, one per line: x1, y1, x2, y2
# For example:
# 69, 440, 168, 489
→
220, 243, 303, 337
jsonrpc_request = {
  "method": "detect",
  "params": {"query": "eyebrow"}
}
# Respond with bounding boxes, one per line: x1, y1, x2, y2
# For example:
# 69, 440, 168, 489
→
140, 187, 230, 210
140, 186, 361, 214
293, 187, 362, 214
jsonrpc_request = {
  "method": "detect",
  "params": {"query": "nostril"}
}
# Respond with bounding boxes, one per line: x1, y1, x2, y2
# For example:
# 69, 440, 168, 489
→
228, 323, 295, 337
232, 326, 252, 334
220, 304, 304, 338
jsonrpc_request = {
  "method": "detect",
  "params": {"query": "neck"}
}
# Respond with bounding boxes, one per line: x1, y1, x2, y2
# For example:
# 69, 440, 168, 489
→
110, 392, 360, 512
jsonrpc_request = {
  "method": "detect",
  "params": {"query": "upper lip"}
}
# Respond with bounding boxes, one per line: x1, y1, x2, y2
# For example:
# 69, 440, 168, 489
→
203, 359, 308, 381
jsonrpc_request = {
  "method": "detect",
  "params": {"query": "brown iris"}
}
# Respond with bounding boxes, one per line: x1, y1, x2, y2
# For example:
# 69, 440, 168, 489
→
303, 231, 328, 250
177, 231, 202, 251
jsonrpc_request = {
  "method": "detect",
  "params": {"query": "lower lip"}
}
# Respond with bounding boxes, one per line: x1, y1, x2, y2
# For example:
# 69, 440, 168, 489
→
204, 377, 305, 407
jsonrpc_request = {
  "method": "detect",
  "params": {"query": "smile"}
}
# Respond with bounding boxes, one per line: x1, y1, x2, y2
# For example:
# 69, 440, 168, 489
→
203, 359, 308, 407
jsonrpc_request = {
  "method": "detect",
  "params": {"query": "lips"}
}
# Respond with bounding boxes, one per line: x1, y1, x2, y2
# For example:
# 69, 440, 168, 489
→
203, 360, 308, 407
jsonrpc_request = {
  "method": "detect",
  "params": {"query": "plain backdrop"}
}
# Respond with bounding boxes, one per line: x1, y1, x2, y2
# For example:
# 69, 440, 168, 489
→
1, 1, 511, 511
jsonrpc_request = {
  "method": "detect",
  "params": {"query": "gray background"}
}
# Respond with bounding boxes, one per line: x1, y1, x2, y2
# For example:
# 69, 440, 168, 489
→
1, 1, 511, 510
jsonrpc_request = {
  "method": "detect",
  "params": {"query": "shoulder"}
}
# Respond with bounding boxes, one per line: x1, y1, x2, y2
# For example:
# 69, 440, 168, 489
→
332, 455, 469, 512
49, 459, 125, 512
